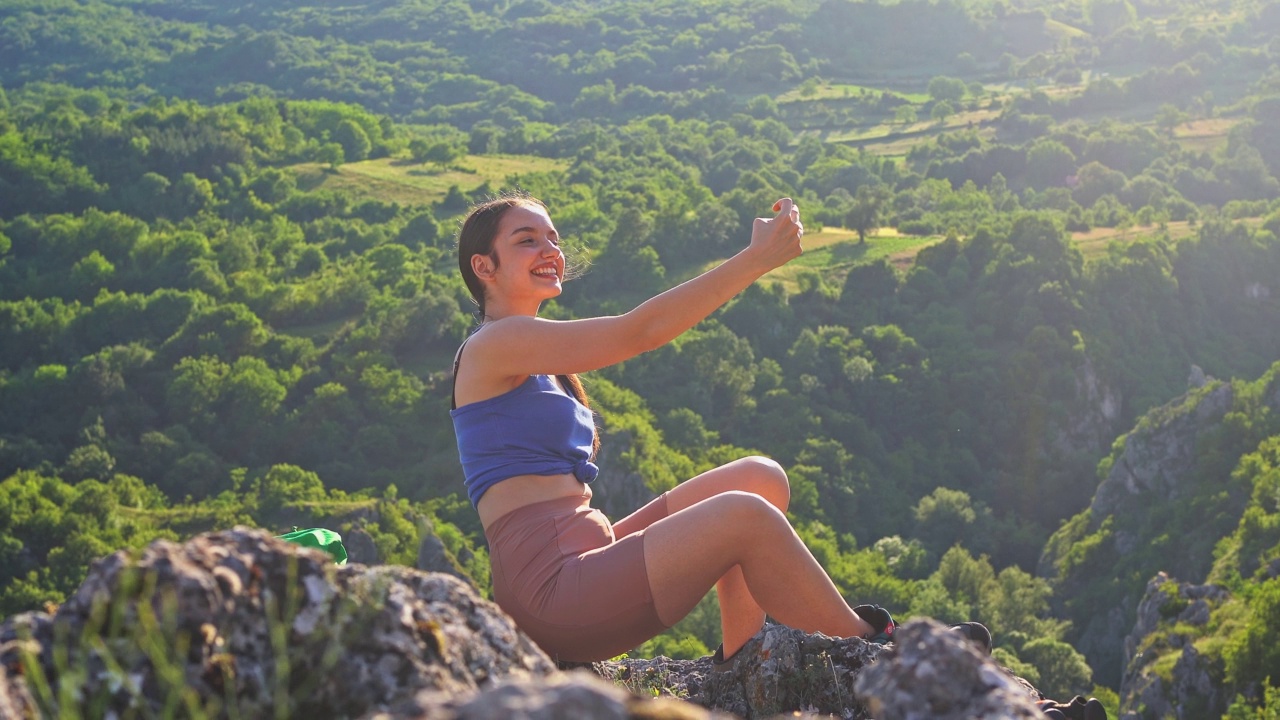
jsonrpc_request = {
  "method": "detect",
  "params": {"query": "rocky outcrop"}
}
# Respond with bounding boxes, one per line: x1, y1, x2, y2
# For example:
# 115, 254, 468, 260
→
604, 624, 885, 719
1118, 573, 1229, 720
0, 528, 553, 718
1057, 355, 1123, 459
344, 526, 380, 564
0, 529, 1043, 719
416, 528, 475, 588
0, 657, 36, 719
372, 670, 732, 719
602, 621, 1042, 720
1044, 379, 1240, 685
1089, 381, 1234, 521
855, 620, 1045, 720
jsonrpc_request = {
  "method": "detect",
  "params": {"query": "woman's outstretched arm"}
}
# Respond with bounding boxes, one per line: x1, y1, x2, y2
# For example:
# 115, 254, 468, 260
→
467, 198, 803, 378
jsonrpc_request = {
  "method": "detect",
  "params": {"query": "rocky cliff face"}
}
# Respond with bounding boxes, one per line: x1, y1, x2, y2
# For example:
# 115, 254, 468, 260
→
0, 528, 1045, 719
1042, 379, 1243, 686
1044, 360, 1280, 713
1118, 573, 1230, 720
1087, 381, 1235, 525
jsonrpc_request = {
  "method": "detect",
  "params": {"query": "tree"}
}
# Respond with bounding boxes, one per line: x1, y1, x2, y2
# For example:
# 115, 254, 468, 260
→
913, 487, 978, 558
332, 119, 372, 162
1086, 0, 1137, 37
1025, 140, 1077, 188
407, 138, 431, 162
257, 464, 327, 512
1155, 104, 1188, 137
422, 141, 461, 166
1020, 638, 1093, 701
927, 76, 968, 104
316, 143, 344, 170
1072, 161, 1128, 208
846, 184, 890, 243
71, 251, 115, 291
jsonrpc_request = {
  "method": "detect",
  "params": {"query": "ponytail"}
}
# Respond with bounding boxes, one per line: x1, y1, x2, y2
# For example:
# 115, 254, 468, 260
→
559, 373, 600, 460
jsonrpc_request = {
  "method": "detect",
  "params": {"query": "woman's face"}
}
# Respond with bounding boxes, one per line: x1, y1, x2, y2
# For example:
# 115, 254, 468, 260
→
476, 202, 565, 307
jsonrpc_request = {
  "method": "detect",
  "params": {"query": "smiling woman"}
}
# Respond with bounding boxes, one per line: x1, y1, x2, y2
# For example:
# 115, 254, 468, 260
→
447, 191, 903, 666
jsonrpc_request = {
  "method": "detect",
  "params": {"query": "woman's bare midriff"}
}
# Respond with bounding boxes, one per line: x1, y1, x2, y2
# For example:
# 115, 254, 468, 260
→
477, 472, 592, 532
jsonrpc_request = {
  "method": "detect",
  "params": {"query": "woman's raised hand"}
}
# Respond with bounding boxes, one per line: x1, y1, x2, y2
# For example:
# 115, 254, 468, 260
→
748, 198, 805, 271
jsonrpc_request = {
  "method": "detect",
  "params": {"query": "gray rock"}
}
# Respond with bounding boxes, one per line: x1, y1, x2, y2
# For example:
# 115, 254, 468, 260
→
0, 636, 39, 718
1119, 573, 1228, 720
416, 532, 475, 588
0, 527, 554, 718
371, 670, 724, 719
1059, 355, 1123, 458
1187, 364, 1208, 389
853, 620, 1044, 720
603, 623, 882, 719
344, 527, 380, 564
1090, 381, 1233, 517
596, 621, 1041, 720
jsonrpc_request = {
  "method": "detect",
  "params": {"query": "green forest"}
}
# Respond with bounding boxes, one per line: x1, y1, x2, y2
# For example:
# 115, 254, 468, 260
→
2, 0, 1280, 716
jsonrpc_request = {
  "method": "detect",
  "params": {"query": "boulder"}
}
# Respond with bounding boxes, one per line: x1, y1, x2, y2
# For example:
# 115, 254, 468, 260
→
0, 527, 553, 718
369, 670, 729, 719
598, 621, 1040, 720
343, 526, 380, 564
416, 531, 475, 588
853, 620, 1044, 720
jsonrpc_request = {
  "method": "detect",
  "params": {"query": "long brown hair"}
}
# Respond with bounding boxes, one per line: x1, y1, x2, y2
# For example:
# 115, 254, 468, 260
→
456, 193, 599, 459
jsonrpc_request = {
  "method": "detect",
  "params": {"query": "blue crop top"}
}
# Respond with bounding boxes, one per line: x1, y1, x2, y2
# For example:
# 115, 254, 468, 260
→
451, 370, 599, 508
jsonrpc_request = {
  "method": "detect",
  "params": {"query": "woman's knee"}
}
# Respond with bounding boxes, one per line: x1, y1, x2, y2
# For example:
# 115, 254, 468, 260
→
710, 490, 790, 533
736, 456, 790, 511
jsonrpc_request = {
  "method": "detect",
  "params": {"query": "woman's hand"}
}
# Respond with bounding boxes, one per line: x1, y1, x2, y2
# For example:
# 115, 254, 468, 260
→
747, 198, 804, 272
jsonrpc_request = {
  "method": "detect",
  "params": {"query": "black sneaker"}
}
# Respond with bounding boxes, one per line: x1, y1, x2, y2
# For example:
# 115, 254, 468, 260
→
1039, 696, 1108, 720
710, 643, 740, 673
948, 621, 993, 655
853, 604, 896, 644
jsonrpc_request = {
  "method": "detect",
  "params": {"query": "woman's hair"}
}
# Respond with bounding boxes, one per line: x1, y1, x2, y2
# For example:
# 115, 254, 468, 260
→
456, 192, 599, 459
457, 193, 545, 321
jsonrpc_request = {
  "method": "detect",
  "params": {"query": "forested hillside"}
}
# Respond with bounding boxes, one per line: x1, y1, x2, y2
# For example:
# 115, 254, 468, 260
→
3, 0, 1280, 715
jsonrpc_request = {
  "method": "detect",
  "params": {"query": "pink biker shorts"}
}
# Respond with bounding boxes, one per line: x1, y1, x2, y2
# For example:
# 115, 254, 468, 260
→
484, 491, 672, 663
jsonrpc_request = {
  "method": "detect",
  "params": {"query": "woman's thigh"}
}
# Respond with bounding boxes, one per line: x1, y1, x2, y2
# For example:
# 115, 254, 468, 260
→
613, 455, 788, 539
667, 455, 790, 513
487, 497, 667, 662
641, 491, 791, 624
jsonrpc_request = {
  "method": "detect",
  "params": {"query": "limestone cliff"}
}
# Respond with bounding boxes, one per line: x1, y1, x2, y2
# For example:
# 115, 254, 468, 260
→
1042, 360, 1280, 702
1116, 573, 1230, 720
1040, 378, 1249, 686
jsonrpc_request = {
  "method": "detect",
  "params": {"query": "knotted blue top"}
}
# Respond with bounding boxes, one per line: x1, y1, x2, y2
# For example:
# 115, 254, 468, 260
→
451, 373, 599, 508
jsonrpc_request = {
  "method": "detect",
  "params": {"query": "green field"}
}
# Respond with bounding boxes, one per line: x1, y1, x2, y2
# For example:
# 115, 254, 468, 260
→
292, 154, 570, 208
1072, 217, 1264, 260
761, 227, 942, 289
777, 82, 930, 105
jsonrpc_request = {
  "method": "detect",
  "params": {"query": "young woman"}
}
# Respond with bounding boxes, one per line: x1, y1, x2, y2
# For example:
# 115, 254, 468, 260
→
450, 193, 894, 665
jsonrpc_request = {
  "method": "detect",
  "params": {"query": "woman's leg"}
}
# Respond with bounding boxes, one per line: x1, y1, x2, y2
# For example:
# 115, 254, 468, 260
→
612, 456, 792, 653
639, 460, 873, 656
